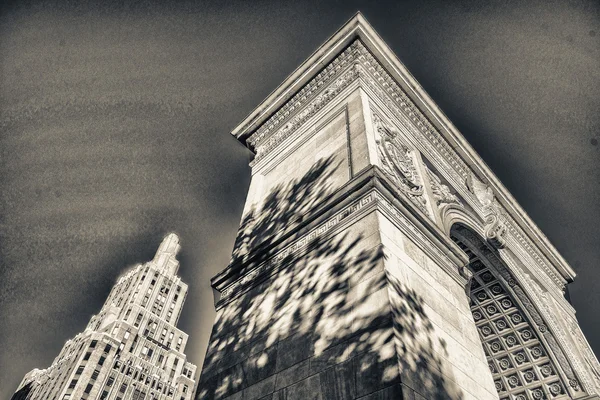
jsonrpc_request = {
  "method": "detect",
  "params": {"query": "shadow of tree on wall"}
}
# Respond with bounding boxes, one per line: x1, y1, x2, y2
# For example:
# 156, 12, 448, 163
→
230, 156, 339, 267
197, 156, 463, 400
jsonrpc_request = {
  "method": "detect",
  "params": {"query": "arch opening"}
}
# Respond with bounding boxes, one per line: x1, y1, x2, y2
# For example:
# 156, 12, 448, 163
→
450, 223, 572, 400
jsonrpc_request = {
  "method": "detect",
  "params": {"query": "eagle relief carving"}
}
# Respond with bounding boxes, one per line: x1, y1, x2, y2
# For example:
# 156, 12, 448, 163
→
466, 173, 507, 249
372, 113, 428, 214
424, 165, 461, 207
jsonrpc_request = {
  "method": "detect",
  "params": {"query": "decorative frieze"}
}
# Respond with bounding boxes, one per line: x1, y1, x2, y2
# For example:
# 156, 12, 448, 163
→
218, 193, 376, 301
245, 36, 566, 297
249, 42, 364, 165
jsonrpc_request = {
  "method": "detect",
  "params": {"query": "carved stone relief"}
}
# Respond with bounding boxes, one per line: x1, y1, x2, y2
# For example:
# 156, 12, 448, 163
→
372, 113, 429, 215
466, 173, 507, 249
566, 314, 600, 392
353, 40, 567, 290
424, 164, 461, 208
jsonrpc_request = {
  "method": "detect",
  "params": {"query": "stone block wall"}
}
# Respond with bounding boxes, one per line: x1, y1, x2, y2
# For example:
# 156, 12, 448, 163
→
198, 190, 501, 400
198, 208, 407, 400
233, 90, 367, 265
198, 80, 498, 399
378, 212, 498, 400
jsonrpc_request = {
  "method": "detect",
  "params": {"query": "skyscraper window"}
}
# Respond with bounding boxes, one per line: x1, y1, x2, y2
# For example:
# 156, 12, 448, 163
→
11, 234, 196, 400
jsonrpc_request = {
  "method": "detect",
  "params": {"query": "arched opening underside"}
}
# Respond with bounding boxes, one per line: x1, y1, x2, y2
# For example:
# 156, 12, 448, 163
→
450, 223, 576, 400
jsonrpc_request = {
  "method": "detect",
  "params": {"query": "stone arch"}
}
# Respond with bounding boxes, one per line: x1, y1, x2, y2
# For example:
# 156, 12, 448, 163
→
438, 203, 485, 238
450, 223, 579, 399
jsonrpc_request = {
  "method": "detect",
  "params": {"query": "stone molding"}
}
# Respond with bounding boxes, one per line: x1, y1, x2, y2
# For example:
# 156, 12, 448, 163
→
217, 191, 377, 306
453, 228, 600, 398
499, 248, 600, 395
249, 42, 363, 164
242, 38, 567, 299
257, 97, 356, 176
216, 180, 468, 307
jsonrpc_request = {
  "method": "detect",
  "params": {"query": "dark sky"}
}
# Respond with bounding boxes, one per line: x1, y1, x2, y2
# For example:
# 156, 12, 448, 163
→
0, 1, 598, 398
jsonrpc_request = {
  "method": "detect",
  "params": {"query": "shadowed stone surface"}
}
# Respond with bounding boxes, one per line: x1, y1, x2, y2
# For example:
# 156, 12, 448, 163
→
197, 13, 599, 400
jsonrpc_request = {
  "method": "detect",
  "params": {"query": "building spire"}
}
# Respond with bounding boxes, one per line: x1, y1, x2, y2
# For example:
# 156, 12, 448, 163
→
155, 232, 181, 257
12, 230, 196, 400
153, 232, 181, 275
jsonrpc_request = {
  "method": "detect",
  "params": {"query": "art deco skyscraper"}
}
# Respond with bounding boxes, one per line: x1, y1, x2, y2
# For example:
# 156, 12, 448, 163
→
12, 233, 197, 400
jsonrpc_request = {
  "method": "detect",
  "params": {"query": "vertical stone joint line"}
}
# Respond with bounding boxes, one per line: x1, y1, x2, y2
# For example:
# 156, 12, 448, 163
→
345, 106, 353, 179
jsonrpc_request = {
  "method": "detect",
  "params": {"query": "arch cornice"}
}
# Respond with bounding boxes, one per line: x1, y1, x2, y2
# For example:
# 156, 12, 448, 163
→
230, 12, 575, 294
439, 203, 485, 239
363, 99, 569, 304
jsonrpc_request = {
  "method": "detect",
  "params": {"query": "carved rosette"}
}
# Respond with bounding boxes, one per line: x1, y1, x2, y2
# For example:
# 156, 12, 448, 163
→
467, 173, 507, 249
372, 114, 428, 214
468, 257, 574, 399
454, 227, 585, 398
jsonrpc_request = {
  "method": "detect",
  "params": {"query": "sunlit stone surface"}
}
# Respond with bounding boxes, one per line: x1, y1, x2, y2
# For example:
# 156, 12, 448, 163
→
197, 13, 600, 400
